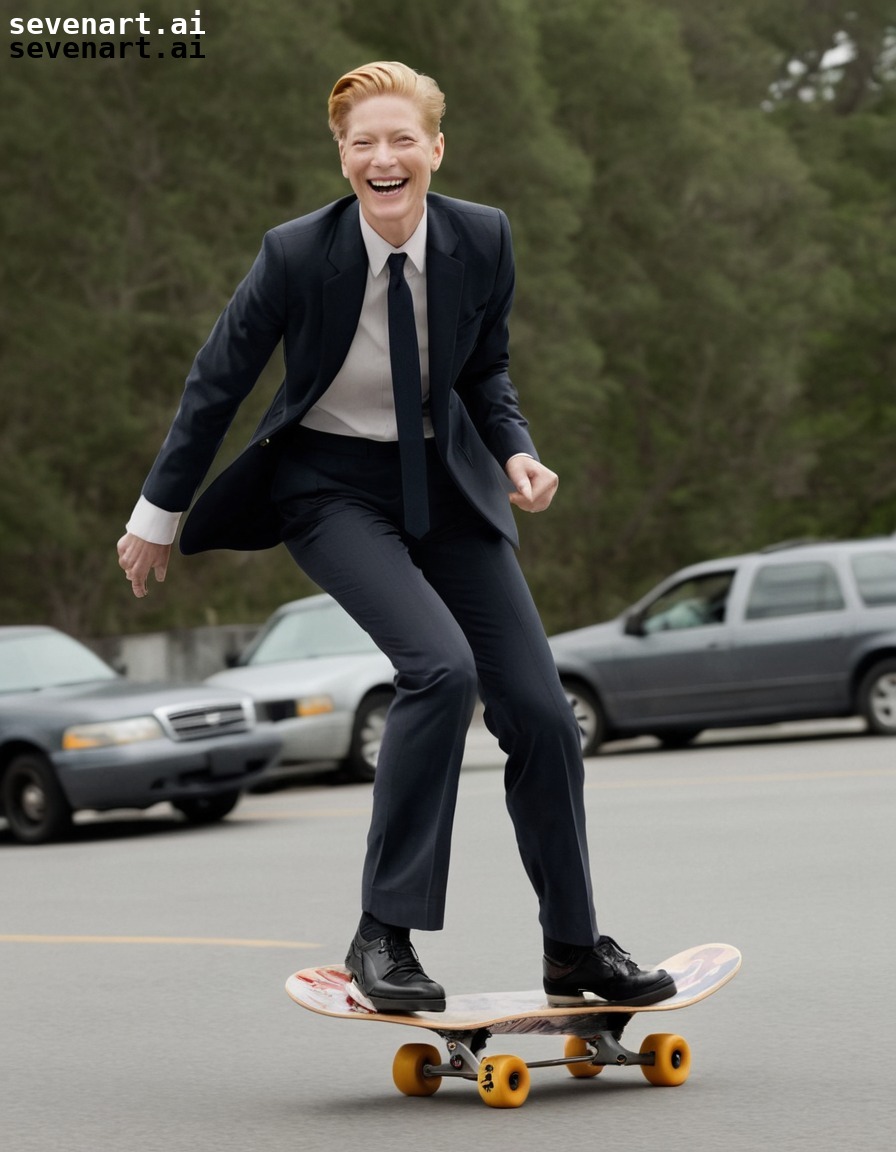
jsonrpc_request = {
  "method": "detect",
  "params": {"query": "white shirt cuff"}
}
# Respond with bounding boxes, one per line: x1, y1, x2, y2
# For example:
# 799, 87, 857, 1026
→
126, 496, 182, 545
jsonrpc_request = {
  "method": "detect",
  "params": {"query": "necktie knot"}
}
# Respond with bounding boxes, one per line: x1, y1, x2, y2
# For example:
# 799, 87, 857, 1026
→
388, 251, 408, 283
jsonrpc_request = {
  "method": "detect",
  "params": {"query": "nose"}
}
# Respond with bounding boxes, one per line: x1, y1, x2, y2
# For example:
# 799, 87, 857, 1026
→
372, 139, 396, 166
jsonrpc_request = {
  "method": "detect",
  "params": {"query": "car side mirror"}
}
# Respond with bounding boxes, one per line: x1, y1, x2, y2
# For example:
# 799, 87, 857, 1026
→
624, 612, 645, 637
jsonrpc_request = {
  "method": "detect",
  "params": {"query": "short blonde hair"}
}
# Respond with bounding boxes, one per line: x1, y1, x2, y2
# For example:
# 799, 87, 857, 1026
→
328, 61, 445, 141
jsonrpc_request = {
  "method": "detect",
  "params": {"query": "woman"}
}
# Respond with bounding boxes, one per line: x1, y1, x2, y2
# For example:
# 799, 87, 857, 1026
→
117, 61, 674, 1012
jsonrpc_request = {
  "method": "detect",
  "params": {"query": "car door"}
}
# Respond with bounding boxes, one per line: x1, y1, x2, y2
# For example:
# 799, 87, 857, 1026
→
606, 570, 736, 724
723, 557, 854, 715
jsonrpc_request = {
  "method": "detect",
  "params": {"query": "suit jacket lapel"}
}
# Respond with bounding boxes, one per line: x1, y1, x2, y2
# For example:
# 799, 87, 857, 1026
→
425, 199, 464, 422
315, 200, 368, 395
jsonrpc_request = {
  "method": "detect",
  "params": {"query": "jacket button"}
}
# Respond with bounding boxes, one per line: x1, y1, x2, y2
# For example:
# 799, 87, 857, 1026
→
258, 438, 271, 447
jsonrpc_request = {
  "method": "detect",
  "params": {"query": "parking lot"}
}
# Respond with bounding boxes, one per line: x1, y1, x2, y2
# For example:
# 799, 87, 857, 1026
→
2, 720, 894, 1152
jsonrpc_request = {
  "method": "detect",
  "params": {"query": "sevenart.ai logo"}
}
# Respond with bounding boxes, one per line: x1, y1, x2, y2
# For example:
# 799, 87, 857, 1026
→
9, 9, 207, 60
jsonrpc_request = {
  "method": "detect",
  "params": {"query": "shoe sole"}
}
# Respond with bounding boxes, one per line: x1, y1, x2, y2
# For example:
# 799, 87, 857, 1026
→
546, 976, 677, 1009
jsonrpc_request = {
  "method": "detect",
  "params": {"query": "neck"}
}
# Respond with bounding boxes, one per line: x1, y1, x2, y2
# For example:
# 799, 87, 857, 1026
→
360, 206, 424, 249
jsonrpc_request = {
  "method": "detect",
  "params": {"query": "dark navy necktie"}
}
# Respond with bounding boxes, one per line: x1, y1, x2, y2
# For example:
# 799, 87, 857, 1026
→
387, 252, 429, 538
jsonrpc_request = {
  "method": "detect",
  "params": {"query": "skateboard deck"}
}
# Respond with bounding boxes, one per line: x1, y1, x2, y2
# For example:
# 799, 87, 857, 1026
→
286, 942, 740, 1108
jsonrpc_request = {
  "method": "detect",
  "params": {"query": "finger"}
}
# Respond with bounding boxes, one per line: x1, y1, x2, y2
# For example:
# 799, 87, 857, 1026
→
509, 492, 537, 512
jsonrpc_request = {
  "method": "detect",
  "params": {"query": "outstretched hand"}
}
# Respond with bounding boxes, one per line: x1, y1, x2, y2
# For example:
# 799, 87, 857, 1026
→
506, 455, 559, 514
117, 533, 171, 598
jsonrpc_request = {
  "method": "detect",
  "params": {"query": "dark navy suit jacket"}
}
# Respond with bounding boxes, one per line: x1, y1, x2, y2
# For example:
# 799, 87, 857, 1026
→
140, 192, 538, 554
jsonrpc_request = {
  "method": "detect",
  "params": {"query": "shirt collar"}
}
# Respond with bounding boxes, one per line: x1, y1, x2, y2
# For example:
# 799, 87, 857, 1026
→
359, 204, 427, 277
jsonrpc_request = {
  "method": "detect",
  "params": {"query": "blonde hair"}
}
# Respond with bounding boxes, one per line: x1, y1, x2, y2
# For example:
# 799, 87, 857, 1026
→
328, 61, 445, 141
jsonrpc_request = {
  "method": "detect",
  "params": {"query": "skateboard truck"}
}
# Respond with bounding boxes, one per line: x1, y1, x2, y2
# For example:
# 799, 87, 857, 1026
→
426, 1022, 649, 1079
443, 1033, 486, 1076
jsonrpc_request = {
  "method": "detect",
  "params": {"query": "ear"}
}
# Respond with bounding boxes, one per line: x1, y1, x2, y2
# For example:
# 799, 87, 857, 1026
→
431, 132, 445, 172
338, 140, 349, 179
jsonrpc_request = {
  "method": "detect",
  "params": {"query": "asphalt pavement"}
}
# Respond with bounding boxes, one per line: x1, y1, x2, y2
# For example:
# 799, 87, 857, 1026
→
2, 720, 894, 1151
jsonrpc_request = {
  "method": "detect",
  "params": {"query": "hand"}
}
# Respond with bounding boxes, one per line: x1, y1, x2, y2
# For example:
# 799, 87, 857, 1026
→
506, 455, 559, 513
117, 533, 171, 598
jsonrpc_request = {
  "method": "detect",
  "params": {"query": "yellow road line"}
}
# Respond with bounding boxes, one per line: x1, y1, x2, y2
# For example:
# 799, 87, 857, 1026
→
0, 935, 319, 948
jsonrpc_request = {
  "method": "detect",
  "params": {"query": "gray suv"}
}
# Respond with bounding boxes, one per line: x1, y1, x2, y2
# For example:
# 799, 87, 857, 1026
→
549, 537, 896, 754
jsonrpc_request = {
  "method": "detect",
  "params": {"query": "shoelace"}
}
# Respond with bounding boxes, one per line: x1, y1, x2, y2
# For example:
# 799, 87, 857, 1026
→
598, 935, 640, 974
377, 936, 423, 977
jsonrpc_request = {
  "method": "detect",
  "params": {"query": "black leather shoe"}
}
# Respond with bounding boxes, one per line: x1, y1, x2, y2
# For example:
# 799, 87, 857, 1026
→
544, 935, 676, 1007
345, 932, 446, 1012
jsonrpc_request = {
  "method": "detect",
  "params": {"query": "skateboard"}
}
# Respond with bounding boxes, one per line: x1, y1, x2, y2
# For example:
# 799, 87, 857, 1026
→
285, 941, 741, 1108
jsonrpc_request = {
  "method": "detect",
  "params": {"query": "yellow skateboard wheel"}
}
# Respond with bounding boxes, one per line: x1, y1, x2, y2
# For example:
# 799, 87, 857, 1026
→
477, 1054, 531, 1108
564, 1036, 603, 1078
392, 1043, 442, 1096
639, 1033, 691, 1086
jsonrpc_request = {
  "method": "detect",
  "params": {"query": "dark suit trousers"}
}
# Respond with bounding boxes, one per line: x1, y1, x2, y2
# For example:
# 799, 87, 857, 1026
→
274, 427, 599, 946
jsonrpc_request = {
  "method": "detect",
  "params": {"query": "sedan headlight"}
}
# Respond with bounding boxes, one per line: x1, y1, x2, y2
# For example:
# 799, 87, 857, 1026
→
62, 716, 165, 749
296, 695, 335, 717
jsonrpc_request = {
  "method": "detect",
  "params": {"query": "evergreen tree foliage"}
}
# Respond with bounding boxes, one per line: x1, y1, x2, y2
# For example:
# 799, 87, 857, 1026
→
1, 0, 894, 638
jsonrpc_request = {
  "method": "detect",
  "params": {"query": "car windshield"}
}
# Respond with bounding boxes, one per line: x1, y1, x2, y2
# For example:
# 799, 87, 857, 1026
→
0, 631, 118, 693
246, 602, 380, 665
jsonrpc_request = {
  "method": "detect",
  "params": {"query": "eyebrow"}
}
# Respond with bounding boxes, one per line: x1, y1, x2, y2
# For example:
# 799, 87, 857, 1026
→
348, 125, 422, 139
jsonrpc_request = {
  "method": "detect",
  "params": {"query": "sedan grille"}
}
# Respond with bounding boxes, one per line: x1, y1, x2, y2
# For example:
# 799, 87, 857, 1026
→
155, 701, 252, 741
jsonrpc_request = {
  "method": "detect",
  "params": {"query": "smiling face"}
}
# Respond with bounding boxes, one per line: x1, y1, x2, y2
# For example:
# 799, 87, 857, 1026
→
338, 94, 444, 247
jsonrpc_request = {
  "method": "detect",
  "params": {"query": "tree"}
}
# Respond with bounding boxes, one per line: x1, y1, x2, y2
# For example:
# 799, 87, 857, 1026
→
760, 5, 896, 541
3, 0, 894, 640
536, 0, 836, 622
0, 0, 361, 633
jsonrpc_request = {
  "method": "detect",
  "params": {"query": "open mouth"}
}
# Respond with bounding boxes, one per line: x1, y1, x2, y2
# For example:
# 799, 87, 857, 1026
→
368, 178, 408, 196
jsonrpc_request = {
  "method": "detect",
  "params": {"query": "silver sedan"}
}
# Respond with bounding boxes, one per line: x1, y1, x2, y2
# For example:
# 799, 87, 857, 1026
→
206, 594, 396, 781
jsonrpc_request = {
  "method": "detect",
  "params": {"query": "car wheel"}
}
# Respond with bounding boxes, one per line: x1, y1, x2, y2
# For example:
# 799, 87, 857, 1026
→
560, 679, 605, 756
2, 752, 73, 844
858, 660, 896, 734
173, 791, 241, 824
345, 690, 394, 782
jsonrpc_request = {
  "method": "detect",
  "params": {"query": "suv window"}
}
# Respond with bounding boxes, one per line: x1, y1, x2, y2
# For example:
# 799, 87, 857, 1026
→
641, 573, 734, 633
745, 561, 845, 620
851, 551, 896, 607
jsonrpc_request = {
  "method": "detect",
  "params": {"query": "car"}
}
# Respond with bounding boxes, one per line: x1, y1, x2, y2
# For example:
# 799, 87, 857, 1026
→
206, 593, 396, 781
549, 537, 896, 754
0, 625, 281, 844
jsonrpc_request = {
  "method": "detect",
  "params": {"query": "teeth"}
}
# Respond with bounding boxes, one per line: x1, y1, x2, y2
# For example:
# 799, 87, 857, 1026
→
370, 179, 405, 188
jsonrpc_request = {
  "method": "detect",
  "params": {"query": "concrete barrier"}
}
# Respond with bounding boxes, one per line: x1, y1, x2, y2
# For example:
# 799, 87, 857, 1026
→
88, 623, 261, 683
